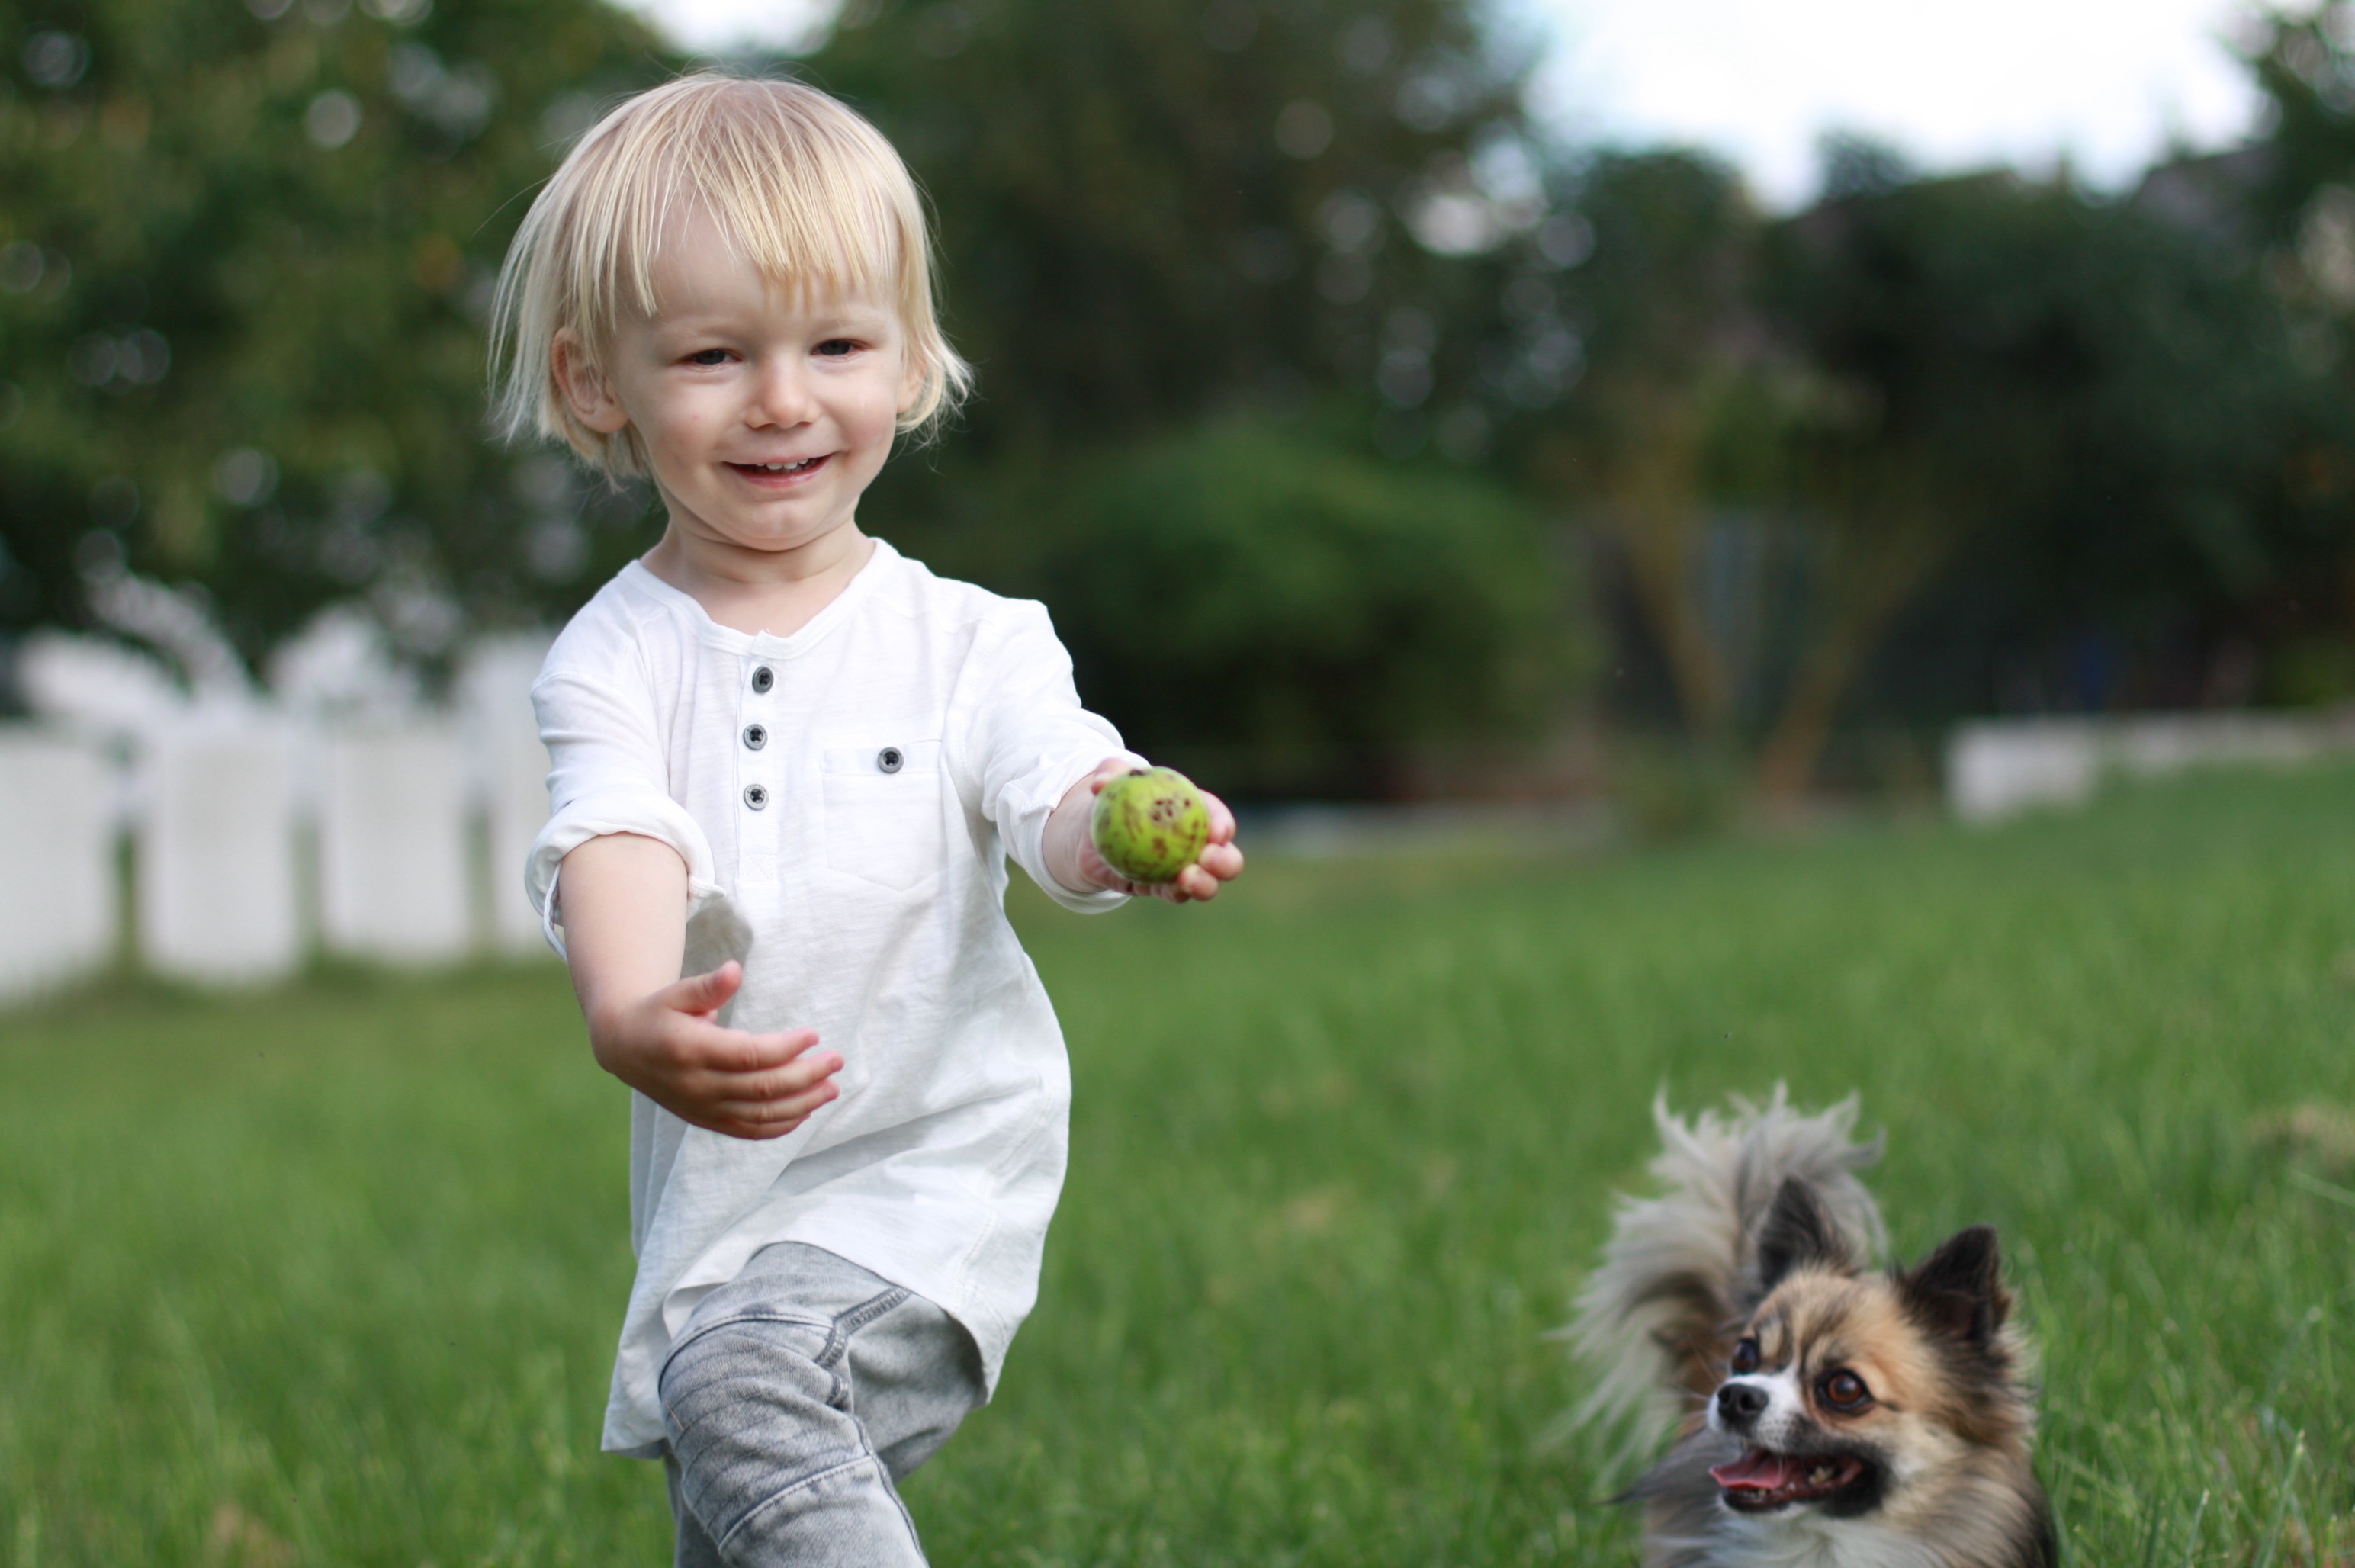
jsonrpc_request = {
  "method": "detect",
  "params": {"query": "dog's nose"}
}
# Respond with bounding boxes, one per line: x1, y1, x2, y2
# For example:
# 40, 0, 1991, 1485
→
1717, 1382, 1769, 1422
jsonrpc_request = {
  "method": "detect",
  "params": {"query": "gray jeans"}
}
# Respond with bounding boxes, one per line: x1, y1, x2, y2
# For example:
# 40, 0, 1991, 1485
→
658, 1242, 987, 1566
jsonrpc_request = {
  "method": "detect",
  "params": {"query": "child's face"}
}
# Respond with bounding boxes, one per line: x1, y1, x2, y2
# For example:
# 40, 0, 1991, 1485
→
565, 204, 917, 564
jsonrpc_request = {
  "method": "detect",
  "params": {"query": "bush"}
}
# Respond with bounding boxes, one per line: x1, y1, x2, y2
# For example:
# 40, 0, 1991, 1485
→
953, 419, 1589, 799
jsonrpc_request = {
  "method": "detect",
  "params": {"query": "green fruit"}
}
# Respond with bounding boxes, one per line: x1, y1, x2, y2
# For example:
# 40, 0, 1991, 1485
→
1091, 766, 1211, 884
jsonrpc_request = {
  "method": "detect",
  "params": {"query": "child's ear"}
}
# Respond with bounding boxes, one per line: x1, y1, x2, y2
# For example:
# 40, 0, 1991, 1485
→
552, 329, 631, 435
897, 346, 927, 420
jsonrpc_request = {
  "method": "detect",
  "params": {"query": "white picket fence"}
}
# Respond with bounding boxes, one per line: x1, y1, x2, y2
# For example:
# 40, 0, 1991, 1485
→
0, 635, 554, 1003
1945, 708, 2355, 823
11, 642, 2350, 1001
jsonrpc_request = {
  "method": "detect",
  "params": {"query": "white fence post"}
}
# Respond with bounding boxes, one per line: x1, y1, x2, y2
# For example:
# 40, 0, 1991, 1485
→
2, 619, 568, 1000
316, 721, 474, 965
1949, 708, 2355, 822
460, 635, 554, 956
1945, 720, 2102, 823
0, 728, 118, 1001
138, 719, 304, 985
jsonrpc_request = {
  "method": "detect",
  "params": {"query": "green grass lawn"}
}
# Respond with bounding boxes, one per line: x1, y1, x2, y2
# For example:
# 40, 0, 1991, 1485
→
2, 765, 2352, 1566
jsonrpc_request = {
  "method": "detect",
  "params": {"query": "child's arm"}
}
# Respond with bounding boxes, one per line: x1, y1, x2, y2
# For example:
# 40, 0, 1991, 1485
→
558, 832, 842, 1140
1040, 758, 1245, 904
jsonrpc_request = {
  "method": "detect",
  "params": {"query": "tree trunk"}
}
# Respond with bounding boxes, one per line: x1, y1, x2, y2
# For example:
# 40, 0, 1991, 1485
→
1601, 384, 1736, 749
1754, 499, 1950, 805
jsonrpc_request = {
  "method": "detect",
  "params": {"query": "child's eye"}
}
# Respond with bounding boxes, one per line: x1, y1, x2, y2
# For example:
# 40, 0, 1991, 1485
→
814, 338, 861, 358
686, 349, 732, 366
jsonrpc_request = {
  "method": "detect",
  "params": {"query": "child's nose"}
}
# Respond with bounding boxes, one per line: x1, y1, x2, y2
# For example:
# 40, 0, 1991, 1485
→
749, 360, 817, 425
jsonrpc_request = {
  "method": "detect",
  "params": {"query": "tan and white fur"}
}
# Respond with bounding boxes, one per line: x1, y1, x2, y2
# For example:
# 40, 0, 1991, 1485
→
1566, 1091, 2055, 1568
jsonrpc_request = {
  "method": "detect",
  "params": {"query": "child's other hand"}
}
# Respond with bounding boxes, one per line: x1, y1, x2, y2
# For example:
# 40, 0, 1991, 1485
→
586, 961, 841, 1140
1070, 757, 1245, 904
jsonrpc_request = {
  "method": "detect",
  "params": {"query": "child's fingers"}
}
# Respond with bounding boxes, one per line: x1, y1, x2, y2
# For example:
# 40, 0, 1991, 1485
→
1167, 866, 1216, 902
660, 961, 744, 1018
1201, 790, 1238, 844
708, 1078, 840, 1139
683, 1022, 826, 1076
1160, 842, 1243, 902
711, 1043, 843, 1105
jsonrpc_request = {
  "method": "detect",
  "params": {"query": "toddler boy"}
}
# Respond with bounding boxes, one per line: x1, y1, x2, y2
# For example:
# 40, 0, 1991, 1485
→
489, 72, 1242, 1565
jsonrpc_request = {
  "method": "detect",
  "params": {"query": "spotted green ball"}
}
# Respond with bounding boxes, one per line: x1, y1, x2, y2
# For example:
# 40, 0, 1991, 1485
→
1091, 766, 1211, 885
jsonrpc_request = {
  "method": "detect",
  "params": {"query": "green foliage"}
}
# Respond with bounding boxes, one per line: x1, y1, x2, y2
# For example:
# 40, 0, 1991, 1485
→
809, 0, 1546, 450
3, 766, 2353, 1560
808, 0, 1598, 793
1544, 148, 1753, 406
0, 0, 673, 658
1528, 134, 2342, 784
1761, 162, 2321, 624
917, 418, 1582, 797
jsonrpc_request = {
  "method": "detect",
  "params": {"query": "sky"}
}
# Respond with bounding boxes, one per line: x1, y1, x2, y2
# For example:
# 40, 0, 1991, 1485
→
618, 0, 2272, 210
1525, 0, 2267, 207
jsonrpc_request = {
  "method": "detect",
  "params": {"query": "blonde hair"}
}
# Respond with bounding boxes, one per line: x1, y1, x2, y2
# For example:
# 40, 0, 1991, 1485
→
488, 72, 971, 476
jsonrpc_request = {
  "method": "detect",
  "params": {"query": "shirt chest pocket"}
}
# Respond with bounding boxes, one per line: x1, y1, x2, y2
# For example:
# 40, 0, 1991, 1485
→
820, 739, 946, 892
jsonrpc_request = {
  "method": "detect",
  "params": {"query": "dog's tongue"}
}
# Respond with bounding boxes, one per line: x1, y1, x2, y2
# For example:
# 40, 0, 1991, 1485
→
1709, 1448, 1796, 1492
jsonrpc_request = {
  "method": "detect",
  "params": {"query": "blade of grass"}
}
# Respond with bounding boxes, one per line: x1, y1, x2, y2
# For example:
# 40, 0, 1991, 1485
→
2250, 1438, 2304, 1568
2285, 1168, 2355, 1210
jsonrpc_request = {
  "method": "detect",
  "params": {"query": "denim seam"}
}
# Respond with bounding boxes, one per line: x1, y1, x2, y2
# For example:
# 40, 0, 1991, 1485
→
714, 1451, 920, 1556
657, 1310, 834, 1420
815, 1287, 914, 1377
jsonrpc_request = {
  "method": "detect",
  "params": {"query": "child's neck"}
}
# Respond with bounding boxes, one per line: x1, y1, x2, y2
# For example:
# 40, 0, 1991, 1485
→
641, 519, 877, 640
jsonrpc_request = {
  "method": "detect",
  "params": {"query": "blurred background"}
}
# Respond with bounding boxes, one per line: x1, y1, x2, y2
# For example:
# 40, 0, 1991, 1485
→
5, 7, 2354, 1559
5, 0, 2355, 947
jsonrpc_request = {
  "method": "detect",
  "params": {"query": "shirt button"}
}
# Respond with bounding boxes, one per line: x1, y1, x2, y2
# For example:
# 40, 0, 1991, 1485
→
743, 724, 767, 750
743, 784, 769, 811
877, 747, 904, 774
750, 665, 774, 695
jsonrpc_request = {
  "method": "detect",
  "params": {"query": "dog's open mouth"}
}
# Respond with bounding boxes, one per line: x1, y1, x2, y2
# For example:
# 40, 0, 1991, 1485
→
1709, 1448, 1870, 1511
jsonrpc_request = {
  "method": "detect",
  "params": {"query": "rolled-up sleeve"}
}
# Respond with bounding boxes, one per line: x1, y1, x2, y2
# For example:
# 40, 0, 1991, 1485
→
953, 601, 1141, 914
526, 666, 720, 956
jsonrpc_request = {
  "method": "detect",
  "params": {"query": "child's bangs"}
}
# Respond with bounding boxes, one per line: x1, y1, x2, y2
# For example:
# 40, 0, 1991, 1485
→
594, 84, 918, 332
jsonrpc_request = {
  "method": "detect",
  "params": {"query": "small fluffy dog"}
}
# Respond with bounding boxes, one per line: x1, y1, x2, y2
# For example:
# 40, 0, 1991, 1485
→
1564, 1091, 2055, 1567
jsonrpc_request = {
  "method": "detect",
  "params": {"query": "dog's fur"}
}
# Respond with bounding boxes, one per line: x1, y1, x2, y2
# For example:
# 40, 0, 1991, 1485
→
1566, 1091, 2055, 1568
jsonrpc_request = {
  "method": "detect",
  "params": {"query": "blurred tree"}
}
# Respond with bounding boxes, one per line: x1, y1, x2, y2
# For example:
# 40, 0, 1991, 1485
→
1517, 149, 1759, 755
2230, 0, 2355, 703
805, 0, 1594, 792
0, 0, 673, 670
808, 0, 1552, 451
947, 416, 1579, 797
1753, 160, 2304, 792
1519, 133, 2321, 800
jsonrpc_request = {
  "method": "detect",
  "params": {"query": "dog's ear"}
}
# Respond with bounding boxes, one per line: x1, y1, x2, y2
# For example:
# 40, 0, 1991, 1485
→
1756, 1177, 1850, 1290
1899, 1226, 2010, 1346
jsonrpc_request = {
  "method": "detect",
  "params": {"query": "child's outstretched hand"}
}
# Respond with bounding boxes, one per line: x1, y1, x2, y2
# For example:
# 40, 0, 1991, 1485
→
1049, 757, 1245, 904
586, 960, 842, 1140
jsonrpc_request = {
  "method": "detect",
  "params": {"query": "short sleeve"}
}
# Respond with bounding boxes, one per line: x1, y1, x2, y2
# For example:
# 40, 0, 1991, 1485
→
525, 661, 720, 958
951, 600, 1142, 914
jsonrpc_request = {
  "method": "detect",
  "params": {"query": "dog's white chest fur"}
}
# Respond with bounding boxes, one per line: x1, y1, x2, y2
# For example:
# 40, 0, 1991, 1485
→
1704, 1511, 1949, 1568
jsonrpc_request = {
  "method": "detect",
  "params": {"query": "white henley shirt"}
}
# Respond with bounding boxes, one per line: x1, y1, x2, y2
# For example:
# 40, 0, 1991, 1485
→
525, 540, 1136, 1457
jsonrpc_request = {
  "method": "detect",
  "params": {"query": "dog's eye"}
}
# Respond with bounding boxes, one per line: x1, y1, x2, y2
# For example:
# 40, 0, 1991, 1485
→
1819, 1369, 1871, 1410
1730, 1338, 1761, 1374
